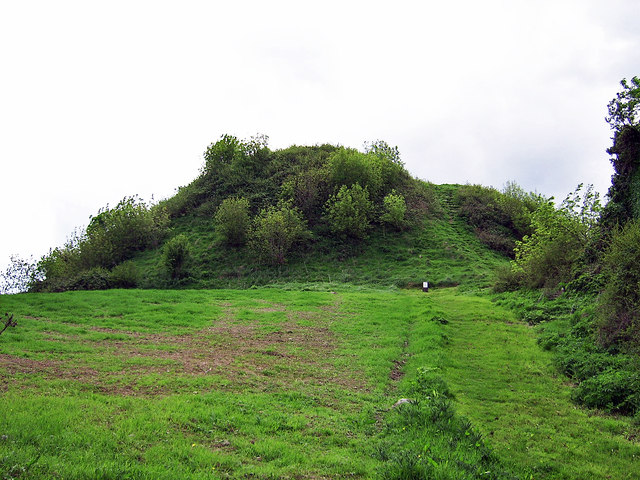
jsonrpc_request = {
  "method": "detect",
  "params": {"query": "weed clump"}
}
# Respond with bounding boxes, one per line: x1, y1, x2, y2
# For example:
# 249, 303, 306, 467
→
376, 367, 526, 480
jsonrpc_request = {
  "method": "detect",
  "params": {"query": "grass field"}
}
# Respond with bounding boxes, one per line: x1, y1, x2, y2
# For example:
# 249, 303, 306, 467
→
1, 288, 639, 479
434, 288, 640, 479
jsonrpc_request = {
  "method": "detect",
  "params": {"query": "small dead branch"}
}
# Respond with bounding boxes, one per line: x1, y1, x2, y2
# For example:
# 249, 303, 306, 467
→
0, 313, 17, 336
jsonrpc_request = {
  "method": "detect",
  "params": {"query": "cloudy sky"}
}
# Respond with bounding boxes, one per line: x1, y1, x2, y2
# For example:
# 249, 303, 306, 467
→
1, 0, 639, 270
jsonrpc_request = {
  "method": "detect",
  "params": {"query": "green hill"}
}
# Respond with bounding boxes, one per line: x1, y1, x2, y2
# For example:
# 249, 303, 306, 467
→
3, 132, 640, 478
25, 137, 530, 294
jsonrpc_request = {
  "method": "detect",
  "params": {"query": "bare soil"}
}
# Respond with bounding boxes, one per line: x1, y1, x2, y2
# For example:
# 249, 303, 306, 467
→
0, 305, 369, 396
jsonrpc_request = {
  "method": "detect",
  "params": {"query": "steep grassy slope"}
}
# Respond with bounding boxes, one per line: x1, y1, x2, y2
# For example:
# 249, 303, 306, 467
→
131, 183, 509, 291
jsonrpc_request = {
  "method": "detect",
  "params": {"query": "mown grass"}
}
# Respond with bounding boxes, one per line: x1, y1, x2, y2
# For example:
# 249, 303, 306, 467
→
435, 288, 640, 479
0, 288, 523, 479
3, 288, 639, 479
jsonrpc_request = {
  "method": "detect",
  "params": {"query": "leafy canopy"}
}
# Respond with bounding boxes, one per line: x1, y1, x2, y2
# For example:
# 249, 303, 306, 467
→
606, 76, 640, 133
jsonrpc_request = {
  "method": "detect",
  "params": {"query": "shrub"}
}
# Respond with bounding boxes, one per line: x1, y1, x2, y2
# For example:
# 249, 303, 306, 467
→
598, 220, 640, 348
572, 369, 640, 414
513, 201, 587, 289
364, 140, 409, 195
68, 267, 111, 291
280, 168, 330, 221
380, 190, 407, 230
457, 183, 543, 257
83, 196, 169, 268
214, 197, 250, 246
249, 203, 310, 265
327, 148, 382, 197
162, 234, 191, 280
325, 184, 373, 240
492, 264, 525, 292
201, 134, 272, 197
32, 197, 169, 292
109, 261, 140, 288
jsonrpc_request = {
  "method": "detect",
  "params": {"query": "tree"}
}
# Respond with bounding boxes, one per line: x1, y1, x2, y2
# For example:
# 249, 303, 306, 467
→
512, 184, 601, 289
327, 148, 383, 197
602, 77, 640, 229
0, 255, 40, 294
364, 140, 409, 196
249, 203, 310, 265
363, 140, 403, 166
606, 76, 640, 134
324, 184, 373, 240
214, 197, 251, 246
602, 125, 640, 228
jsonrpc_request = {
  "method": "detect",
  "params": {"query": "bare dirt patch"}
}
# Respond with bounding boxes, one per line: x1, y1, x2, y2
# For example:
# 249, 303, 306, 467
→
4, 304, 369, 396
0, 353, 99, 381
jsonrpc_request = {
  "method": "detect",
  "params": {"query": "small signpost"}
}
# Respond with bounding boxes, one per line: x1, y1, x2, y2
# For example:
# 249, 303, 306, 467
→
422, 281, 429, 292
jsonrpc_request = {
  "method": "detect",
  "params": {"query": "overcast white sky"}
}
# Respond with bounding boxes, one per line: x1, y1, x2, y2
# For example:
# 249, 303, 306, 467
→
1, 0, 639, 270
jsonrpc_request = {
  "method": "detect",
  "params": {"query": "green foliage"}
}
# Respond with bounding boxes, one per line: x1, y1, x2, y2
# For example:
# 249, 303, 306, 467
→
492, 264, 525, 293
324, 184, 373, 240
500, 181, 545, 235
606, 76, 640, 133
363, 140, 409, 196
162, 234, 191, 280
457, 183, 542, 257
108, 260, 140, 289
602, 77, 640, 228
249, 203, 310, 265
512, 185, 601, 289
598, 220, 640, 348
602, 125, 640, 228
163, 134, 277, 219
214, 197, 250, 246
380, 190, 407, 230
364, 139, 402, 165
83, 196, 169, 268
512, 202, 577, 288
280, 167, 330, 222
573, 370, 640, 414
32, 197, 168, 292
327, 148, 383, 196
495, 289, 640, 416
203, 133, 271, 186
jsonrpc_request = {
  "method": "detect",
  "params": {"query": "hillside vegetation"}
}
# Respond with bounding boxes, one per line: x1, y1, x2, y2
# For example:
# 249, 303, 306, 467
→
14, 135, 541, 294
